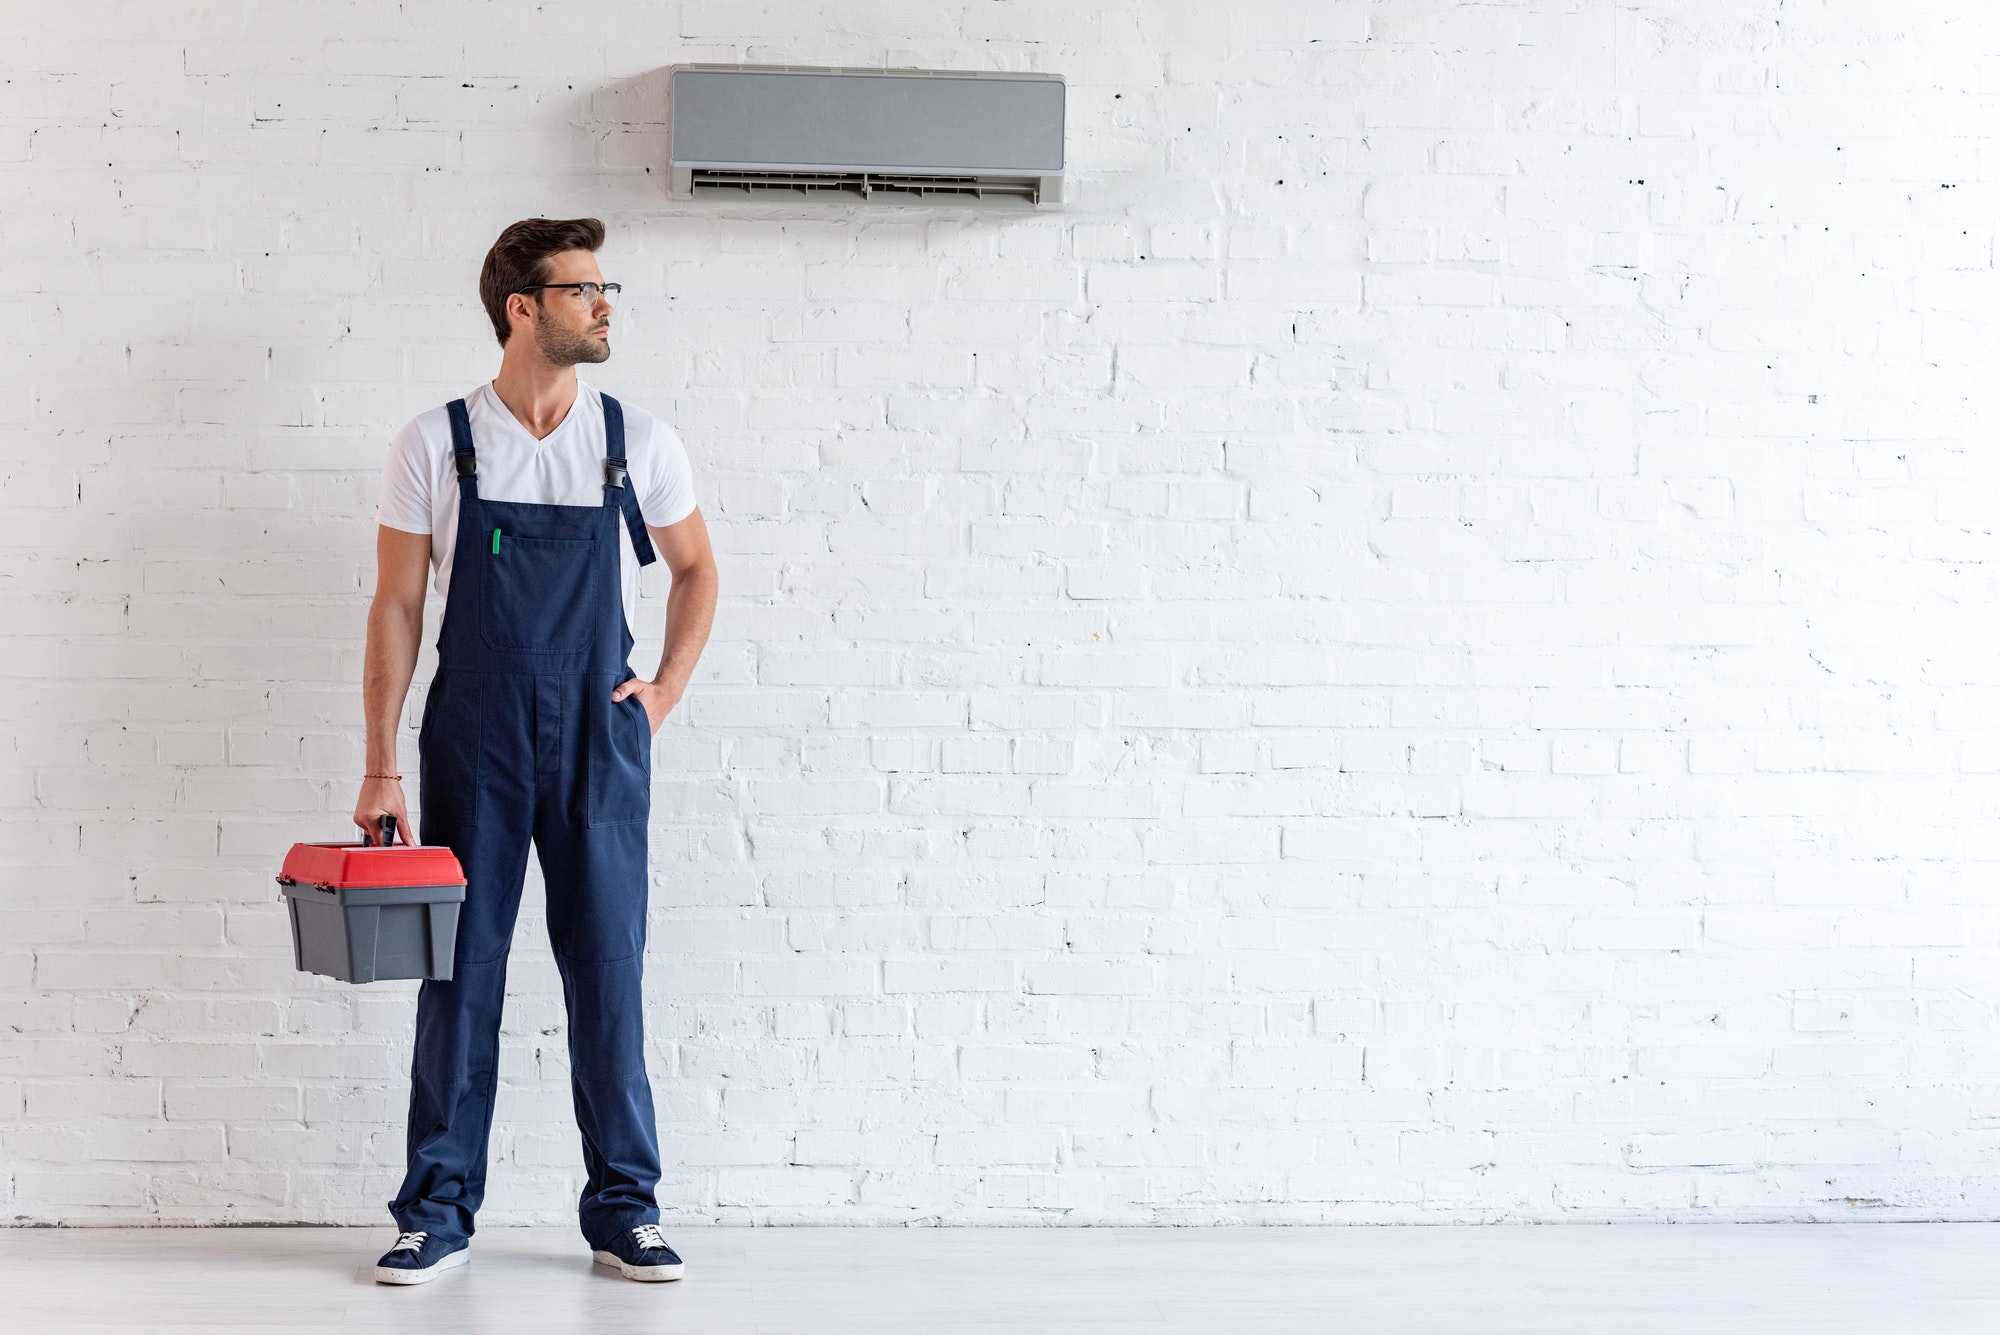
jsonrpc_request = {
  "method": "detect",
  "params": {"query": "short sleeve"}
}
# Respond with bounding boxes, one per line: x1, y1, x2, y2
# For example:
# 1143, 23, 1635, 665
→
635, 411, 697, 528
375, 417, 434, 534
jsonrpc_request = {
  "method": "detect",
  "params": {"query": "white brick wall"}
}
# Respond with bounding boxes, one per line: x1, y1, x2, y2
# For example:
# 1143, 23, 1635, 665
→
6, 0, 2000, 1226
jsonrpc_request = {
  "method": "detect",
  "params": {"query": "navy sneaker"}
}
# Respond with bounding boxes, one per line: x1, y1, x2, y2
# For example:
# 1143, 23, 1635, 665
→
374, 1230, 470, 1285
592, 1223, 684, 1281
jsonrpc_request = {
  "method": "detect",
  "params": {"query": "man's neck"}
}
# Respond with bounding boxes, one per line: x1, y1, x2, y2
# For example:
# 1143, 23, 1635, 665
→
490, 352, 580, 441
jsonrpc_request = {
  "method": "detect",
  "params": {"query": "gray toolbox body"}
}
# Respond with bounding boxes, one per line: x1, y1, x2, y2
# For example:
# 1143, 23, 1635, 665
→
277, 815, 467, 983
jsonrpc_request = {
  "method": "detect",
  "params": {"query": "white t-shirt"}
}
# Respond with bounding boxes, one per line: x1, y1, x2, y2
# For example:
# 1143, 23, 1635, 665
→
375, 378, 697, 631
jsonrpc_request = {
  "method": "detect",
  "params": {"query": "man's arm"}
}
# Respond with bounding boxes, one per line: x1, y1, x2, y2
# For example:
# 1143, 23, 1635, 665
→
353, 525, 431, 841
612, 507, 717, 734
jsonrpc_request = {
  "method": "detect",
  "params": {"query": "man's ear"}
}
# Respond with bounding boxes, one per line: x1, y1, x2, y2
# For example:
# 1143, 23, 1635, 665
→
506, 291, 534, 333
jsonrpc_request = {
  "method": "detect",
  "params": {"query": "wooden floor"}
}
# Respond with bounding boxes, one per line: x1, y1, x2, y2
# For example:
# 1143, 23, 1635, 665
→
4, 1222, 1998, 1332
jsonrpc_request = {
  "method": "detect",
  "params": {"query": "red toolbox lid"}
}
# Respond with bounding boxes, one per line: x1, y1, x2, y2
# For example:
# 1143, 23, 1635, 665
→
279, 839, 466, 890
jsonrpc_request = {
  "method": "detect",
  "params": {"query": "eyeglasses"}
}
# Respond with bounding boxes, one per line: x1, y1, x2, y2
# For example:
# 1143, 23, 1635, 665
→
514, 281, 622, 303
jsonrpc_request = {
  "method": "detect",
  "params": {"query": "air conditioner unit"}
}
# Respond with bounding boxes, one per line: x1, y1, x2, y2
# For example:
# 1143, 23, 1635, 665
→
668, 65, 1065, 206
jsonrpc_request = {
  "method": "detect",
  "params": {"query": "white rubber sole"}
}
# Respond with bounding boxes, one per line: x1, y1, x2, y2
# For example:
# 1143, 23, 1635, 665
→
375, 1245, 470, 1285
592, 1249, 685, 1282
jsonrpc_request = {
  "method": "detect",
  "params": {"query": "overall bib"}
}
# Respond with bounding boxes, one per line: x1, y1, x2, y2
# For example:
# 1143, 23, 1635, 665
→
389, 394, 662, 1249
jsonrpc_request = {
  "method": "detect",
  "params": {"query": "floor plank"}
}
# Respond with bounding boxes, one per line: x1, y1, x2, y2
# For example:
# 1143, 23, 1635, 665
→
2, 1222, 1995, 1334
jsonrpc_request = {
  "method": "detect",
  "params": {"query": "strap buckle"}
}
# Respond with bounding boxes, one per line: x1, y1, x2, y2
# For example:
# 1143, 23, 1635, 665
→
604, 461, 628, 490
454, 453, 477, 479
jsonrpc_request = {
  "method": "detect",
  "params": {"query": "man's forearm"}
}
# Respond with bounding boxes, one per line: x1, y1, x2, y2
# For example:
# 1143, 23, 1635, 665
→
363, 599, 424, 771
650, 562, 717, 695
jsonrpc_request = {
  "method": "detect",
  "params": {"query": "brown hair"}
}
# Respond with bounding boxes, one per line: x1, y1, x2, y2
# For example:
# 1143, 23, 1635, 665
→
478, 217, 606, 346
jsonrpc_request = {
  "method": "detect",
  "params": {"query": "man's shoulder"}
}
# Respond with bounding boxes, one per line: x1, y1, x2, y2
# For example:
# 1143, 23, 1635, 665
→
588, 384, 682, 456
392, 391, 480, 459
589, 382, 661, 429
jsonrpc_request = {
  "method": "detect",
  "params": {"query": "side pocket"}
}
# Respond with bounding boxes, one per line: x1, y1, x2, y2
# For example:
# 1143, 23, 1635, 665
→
586, 678, 652, 827
417, 674, 441, 744
418, 670, 483, 833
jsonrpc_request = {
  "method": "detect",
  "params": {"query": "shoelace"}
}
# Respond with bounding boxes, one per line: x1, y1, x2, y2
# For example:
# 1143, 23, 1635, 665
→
390, 1230, 428, 1255
632, 1224, 670, 1253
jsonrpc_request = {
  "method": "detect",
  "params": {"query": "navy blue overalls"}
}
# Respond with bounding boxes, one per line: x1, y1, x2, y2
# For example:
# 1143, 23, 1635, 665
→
389, 393, 662, 1251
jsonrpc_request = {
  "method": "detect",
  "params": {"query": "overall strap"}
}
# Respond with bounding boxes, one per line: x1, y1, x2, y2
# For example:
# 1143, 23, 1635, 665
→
446, 398, 479, 501
600, 393, 658, 568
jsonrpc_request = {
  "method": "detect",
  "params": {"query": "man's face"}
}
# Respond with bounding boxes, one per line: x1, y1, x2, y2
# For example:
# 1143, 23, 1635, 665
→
512, 248, 613, 366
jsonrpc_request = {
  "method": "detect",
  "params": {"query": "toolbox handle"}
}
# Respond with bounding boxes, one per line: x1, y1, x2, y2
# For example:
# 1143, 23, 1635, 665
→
364, 813, 400, 847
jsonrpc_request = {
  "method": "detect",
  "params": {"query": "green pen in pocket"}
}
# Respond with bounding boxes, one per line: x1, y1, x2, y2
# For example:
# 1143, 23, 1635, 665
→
492, 527, 501, 554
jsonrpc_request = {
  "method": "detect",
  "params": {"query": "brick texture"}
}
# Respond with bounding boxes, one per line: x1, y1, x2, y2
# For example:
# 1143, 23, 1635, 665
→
5, 0, 2000, 1225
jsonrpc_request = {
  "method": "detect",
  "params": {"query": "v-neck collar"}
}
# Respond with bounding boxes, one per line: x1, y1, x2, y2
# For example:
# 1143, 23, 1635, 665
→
483, 378, 587, 448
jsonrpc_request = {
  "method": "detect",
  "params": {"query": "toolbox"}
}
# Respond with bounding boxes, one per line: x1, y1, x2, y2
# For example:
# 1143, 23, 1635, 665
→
276, 815, 467, 983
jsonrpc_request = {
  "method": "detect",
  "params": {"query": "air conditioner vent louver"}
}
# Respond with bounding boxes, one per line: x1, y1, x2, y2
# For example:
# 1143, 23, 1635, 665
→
670, 65, 1065, 207
689, 168, 1044, 203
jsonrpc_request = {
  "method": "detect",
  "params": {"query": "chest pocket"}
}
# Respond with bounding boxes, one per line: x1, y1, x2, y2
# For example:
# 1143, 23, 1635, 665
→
479, 532, 600, 653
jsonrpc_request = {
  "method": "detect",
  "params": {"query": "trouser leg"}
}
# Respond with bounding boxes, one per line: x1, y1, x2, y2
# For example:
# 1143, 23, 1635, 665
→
536, 798, 659, 1249
389, 672, 534, 1242
557, 949, 660, 1247
389, 957, 511, 1241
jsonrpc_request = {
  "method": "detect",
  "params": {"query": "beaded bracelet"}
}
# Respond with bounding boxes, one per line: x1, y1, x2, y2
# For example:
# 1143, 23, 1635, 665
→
364, 773, 403, 781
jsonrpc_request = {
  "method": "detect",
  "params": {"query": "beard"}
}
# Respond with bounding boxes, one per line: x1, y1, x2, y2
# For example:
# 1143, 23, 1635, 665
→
533, 313, 610, 366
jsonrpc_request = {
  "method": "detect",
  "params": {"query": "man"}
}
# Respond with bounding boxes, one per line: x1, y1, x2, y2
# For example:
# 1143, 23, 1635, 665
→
354, 217, 717, 1285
